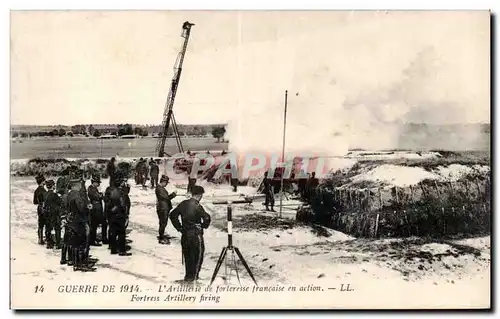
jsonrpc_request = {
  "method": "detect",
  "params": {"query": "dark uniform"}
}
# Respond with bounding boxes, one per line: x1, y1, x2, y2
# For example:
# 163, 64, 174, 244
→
107, 158, 117, 187
88, 175, 104, 246
156, 175, 176, 244
306, 172, 319, 202
33, 175, 47, 245
67, 180, 95, 271
135, 158, 147, 185
108, 175, 132, 256
150, 160, 159, 188
187, 177, 197, 194
44, 180, 63, 249
60, 188, 71, 265
262, 172, 275, 211
103, 185, 112, 246
170, 186, 211, 282
123, 182, 131, 233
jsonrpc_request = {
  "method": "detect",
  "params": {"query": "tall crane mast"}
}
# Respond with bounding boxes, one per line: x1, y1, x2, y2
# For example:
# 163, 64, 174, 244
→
156, 21, 194, 157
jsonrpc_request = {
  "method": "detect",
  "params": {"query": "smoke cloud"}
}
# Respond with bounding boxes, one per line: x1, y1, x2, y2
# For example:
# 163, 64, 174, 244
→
225, 13, 489, 156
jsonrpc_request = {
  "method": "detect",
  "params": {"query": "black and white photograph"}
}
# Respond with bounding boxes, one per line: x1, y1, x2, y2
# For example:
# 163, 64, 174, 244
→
9, 10, 491, 309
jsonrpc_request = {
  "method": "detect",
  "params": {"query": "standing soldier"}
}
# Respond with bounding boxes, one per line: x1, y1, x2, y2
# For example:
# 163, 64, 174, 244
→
33, 175, 47, 245
44, 180, 63, 249
187, 166, 197, 194
67, 178, 96, 272
262, 171, 275, 212
134, 159, 142, 185
108, 173, 132, 256
107, 157, 117, 187
59, 180, 72, 265
150, 159, 160, 188
156, 175, 177, 244
103, 180, 113, 247
56, 167, 70, 195
170, 185, 211, 282
122, 178, 131, 238
88, 175, 104, 246
306, 172, 319, 202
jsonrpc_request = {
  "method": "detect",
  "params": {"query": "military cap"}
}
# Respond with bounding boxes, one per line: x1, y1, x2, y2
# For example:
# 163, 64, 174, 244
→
35, 175, 45, 185
191, 185, 205, 195
160, 175, 169, 183
91, 174, 101, 184
45, 180, 55, 188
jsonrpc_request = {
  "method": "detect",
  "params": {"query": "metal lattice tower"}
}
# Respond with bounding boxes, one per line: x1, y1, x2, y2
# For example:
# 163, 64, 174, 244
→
156, 21, 194, 157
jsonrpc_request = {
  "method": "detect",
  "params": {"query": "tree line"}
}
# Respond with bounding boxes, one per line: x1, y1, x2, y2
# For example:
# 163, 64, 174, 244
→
11, 124, 227, 140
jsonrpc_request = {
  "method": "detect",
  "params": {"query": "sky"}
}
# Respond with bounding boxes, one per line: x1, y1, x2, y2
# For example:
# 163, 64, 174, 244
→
11, 11, 490, 128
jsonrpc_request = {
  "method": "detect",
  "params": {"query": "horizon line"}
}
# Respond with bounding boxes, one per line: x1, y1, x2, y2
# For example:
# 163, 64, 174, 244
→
10, 121, 491, 127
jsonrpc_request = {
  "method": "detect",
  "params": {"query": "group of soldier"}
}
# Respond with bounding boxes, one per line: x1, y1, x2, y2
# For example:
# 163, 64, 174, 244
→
33, 164, 133, 272
127, 157, 160, 188
259, 170, 319, 212
32, 157, 211, 282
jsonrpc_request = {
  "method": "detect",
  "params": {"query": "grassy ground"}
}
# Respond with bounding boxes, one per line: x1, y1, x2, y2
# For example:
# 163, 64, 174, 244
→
10, 136, 227, 159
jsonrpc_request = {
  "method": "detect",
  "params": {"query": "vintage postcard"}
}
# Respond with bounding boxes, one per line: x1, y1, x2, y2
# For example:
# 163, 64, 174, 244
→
10, 10, 491, 309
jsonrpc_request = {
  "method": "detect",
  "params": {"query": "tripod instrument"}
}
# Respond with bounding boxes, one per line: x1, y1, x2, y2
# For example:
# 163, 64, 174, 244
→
210, 203, 258, 286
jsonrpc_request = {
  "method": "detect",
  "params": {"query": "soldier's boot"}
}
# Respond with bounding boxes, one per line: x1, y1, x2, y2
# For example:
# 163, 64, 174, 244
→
72, 248, 81, 271
74, 248, 96, 272
37, 229, 45, 245
110, 242, 118, 254
46, 240, 54, 249
101, 228, 109, 244
67, 246, 75, 266
60, 244, 68, 265
119, 251, 132, 256
85, 247, 98, 264
55, 230, 62, 249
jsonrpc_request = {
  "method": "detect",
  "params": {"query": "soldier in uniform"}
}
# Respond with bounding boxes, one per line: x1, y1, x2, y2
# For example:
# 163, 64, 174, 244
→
262, 171, 275, 212
88, 175, 104, 246
33, 175, 47, 245
107, 157, 117, 187
59, 180, 72, 265
156, 175, 177, 244
150, 159, 159, 188
103, 189, 111, 248
108, 173, 132, 256
44, 180, 63, 249
306, 172, 319, 202
122, 177, 131, 237
170, 185, 211, 282
187, 167, 197, 194
67, 178, 96, 271
56, 167, 70, 194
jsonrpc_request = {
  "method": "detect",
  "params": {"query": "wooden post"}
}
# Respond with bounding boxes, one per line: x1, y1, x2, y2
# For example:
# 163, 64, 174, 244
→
409, 185, 414, 202
475, 179, 482, 199
375, 213, 380, 238
434, 180, 441, 197
279, 90, 288, 219
403, 210, 410, 236
420, 182, 426, 197
378, 188, 383, 208
442, 207, 446, 234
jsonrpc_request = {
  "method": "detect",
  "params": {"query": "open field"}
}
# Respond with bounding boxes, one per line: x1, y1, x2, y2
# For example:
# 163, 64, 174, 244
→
10, 176, 490, 309
10, 137, 227, 160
